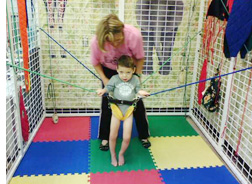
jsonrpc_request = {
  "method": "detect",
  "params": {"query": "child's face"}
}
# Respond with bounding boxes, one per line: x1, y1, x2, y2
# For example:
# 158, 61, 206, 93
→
117, 66, 135, 82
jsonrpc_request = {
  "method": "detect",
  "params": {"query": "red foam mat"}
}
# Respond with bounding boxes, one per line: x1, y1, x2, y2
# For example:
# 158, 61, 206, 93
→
90, 169, 164, 184
33, 117, 90, 142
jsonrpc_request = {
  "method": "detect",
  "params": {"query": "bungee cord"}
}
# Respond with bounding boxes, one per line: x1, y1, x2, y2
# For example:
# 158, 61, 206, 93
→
6, 62, 252, 98
43, 3, 58, 122
6, 63, 96, 93
148, 66, 252, 97
40, 26, 202, 86
39, 27, 102, 82
181, 0, 199, 113
8, 20, 250, 101
141, 30, 201, 85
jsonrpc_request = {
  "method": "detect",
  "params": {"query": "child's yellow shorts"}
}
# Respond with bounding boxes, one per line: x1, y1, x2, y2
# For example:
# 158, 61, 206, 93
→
110, 104, 134, 121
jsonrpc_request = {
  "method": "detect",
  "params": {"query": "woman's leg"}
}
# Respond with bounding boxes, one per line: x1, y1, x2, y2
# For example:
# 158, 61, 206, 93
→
98, 66, 118, 150
119, 114, 133, 166
133, 99, 150, 140
109, 114, 120, 166
98, 96, 112, 141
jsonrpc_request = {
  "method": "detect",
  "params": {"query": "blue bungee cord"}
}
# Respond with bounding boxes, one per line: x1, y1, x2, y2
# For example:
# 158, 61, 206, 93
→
39, 27, 252, 99
148, 66, 252, 97
39, 27, 102, 82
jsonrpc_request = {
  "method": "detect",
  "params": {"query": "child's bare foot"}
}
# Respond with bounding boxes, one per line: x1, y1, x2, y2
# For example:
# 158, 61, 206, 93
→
118, 154, 125, 166
111, 155, 117, 167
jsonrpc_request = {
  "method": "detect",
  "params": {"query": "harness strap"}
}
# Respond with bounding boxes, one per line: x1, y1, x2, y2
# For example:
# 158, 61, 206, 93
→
107, 96, 139, 106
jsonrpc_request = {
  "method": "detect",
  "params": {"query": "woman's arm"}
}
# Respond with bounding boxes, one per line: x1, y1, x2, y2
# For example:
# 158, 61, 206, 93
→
93, 63, 109, 85
134, 76, 149, 97
134, 58, 144, 75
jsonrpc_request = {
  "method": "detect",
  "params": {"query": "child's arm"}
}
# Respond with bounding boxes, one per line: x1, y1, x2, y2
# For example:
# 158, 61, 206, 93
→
96, 76, 116, 96
96, 88, 107, 96
138, 90, 150, 97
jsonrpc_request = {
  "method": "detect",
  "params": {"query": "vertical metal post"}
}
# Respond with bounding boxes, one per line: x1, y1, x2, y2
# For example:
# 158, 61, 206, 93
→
118, 0, 124, 22
6, 0, 24, 157
188, 0, 206, 114
35, 0, 46, 115
218, 57, 235, 149
6, 1, 24, 183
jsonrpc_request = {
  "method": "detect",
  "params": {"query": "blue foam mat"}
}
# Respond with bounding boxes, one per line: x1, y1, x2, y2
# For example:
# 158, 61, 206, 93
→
90, 116, 99, 139
159, 166, 239, 184
14, 141, 89, 176
90, 116, 139, 140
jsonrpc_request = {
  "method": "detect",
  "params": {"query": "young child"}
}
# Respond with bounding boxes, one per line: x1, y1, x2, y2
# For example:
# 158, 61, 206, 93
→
97, 55, 149, 166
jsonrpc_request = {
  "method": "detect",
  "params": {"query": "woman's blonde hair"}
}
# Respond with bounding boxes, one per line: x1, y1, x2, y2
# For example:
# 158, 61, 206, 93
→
96, 14, 124, 52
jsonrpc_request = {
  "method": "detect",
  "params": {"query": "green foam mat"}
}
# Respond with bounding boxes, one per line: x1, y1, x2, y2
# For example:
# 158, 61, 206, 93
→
90, 138, 156, 173
148, 116, 198, 137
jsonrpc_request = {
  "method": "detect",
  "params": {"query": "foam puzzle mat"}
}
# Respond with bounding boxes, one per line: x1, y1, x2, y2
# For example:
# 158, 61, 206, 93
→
9, 116, 239, 184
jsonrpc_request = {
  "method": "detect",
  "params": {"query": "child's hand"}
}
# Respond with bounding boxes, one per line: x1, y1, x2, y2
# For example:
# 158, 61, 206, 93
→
138, 90, 150, 97
97, 89, 107, 96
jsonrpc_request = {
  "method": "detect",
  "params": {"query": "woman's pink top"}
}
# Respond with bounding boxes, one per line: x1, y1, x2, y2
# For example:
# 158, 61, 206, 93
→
90, 24, 145, 70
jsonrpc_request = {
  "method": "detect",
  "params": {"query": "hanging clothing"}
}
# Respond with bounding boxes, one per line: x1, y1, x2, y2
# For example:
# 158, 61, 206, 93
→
198, 59, 208, 105
198, 0, 228, 105
240, 32, 252, 59
19, 87, 29, 142
17, 0, 31, 92
224, 0, 252, 58
206, 0, 229, 21
202, 74, 221, 112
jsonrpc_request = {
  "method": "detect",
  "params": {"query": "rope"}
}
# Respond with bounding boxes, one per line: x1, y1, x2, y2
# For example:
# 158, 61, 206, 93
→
221, 59, 237, 138
47, 83, 56, 99
148, 66, 252, 97
6, 4, 16, 71
40, 19, 202, 86
9, 0, 22, 70
182, 0, 199, 114
218, 0, 252, 144
7, 63, 96, 93
235, 67, 252, 156
44, 1, 57, 113
6, 63, 252, 100
142, 30, 201, 84
39, 27, 102, 82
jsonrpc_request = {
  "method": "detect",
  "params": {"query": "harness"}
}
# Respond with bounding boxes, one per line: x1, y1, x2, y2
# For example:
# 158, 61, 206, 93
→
107, 96, 140, 121
202, 67, 221, 112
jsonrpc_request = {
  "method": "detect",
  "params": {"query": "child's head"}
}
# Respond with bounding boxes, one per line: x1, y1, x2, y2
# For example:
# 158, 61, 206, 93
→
117, 55, 135, 82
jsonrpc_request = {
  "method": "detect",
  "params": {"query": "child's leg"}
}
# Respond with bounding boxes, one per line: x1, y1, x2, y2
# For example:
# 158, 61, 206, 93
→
109, 114, 120, 166
119, 114, 133, 166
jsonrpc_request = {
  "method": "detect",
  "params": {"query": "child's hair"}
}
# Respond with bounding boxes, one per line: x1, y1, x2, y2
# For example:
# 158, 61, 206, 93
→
117, 55, 135, 69
96, 14, 124, 52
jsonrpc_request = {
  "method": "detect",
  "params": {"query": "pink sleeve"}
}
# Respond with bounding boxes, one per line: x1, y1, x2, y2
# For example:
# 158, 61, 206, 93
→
128, 29, 145, 60
90, 37, 101, 66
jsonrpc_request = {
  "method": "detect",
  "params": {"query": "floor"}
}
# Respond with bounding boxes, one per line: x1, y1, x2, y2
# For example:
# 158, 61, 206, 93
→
9, 116, 239, 184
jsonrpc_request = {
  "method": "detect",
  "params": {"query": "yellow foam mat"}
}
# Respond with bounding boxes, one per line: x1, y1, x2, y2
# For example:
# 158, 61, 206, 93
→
9, 173, 90, 184
149, 136, 223, 170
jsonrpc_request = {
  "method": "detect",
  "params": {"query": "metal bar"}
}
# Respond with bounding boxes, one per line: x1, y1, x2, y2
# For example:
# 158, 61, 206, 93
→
189, 0, 205, 113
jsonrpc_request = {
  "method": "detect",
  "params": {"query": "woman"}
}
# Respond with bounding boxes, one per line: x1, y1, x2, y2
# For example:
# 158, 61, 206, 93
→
90, 14, 151, 151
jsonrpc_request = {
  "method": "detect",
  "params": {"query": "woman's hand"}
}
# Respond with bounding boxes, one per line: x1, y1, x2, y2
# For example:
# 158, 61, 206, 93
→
138, 90, 150, 97
97, 89, 107, 96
